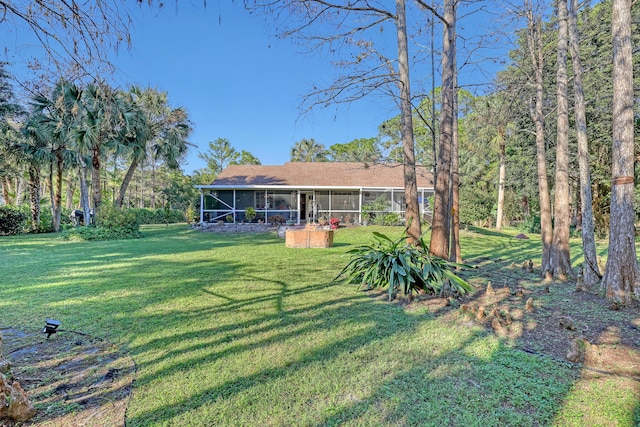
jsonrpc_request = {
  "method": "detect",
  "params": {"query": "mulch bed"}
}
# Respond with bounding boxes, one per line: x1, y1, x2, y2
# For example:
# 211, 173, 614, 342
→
1, 328, 134, 427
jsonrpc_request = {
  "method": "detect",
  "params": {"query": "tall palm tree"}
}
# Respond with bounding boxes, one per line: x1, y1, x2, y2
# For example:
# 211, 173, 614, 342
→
116, 86, 192, 208
30, 81, 80, 231
75, 82, 136, 221
290, 138, 327, 162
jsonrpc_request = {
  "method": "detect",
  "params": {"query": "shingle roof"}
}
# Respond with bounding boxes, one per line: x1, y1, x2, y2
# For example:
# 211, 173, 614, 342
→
208, 162, 433, 188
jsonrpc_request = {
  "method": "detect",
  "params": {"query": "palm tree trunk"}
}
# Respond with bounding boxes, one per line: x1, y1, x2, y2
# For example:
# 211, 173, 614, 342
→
52, 150, 63, 232
78, 156, 91, 225
28, 165, 41, 231
116, 158, 139, 208
91, 145, 102, 222
65, 173, 75, 210
1, 176, 10, 204
14, 175, 25, 206
48, 160, 55, 225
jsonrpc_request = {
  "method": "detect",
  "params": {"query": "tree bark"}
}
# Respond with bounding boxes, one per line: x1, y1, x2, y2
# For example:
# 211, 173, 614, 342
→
1, 177, 10, 205
91, 145, 102, 222
601, 0, 639, 304
150, 160, 157, 209
496, 138, 506, 231
550, 0, 573, 279
430, 0, 454, 258
527, 9, 553, 277
569, 0, 600, 286
28, 165, 40, 231
449, 40, 460, 263
65, 173, 75, 210
116, 158, 139, 208
14, 175, 25, 206
52, 151, 63, 232
395, 0, 421, 244
78, 156, 91, 225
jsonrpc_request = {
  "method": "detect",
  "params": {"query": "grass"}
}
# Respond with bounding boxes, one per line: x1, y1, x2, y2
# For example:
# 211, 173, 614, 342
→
0, 224, 637, 426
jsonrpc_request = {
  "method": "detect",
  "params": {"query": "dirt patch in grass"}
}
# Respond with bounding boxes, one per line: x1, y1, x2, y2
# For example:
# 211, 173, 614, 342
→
1, 328, 134, 427
454, 257, 640, 370
372, 255, 640, 378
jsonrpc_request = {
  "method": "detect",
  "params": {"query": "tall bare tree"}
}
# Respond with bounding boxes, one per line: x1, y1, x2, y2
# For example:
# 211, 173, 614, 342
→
396, 0, 421, 243
568, 0, 600, 286
549, 0, 573, 279
249, 0, 429, 242
601, 0, 639, 304
429, 0, 456, 258
522, 2, 554, 277
0, 1, 136, 85
449, 65, 460, 262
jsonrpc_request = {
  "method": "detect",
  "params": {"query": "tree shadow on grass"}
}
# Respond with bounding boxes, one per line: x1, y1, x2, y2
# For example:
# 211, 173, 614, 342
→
119, 268, 589, 426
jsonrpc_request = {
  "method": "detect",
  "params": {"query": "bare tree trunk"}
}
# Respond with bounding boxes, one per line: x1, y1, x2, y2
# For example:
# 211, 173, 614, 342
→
527, 8, 553, 276
395, 0, 421, 244
430, 0, 454, 258
569, 0, 600, 286
496, 139, 506, 231
430, 0, 437, 183
449, 46, 460, 263
550, 0, 573, 279
28, 165, 41, 231
602, 0, 639, 305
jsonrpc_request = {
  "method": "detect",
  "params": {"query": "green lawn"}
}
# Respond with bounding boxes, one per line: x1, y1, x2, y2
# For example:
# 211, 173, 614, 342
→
0, 224, 637, 426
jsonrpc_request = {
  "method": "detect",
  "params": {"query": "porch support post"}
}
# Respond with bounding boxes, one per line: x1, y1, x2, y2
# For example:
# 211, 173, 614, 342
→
359, 189, 363, 223
199, 190, 204, 224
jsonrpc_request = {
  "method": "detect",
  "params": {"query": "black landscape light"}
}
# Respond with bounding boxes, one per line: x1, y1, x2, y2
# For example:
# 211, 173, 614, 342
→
43, 319, 60, 338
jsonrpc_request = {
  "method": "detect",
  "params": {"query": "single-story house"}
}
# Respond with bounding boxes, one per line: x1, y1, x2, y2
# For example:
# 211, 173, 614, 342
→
195, 162, 434, 225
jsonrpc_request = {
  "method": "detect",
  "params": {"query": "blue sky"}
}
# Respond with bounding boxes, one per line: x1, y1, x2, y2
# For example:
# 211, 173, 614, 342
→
5, 1, 509, 175
110, 2, 407, 175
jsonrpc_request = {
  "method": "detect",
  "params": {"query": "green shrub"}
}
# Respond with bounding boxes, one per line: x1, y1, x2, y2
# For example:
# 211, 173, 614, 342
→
518, 214, 541, 234
0, 205, 26, 235
185, 203, 197, 224
380, 212, 402, 226
60, 226, 142, 241
335, 231, 472, 300
459, 187, 494, 226
60, 206, 142, 241
99, 205, 140, 232
127, 208, 185, 225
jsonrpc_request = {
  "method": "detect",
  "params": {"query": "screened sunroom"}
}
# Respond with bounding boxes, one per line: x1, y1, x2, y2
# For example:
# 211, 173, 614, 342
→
195, 162, 434, 225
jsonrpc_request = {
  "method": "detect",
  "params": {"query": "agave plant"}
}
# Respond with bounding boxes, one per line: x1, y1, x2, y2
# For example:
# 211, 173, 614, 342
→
336, 231, 472, 300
